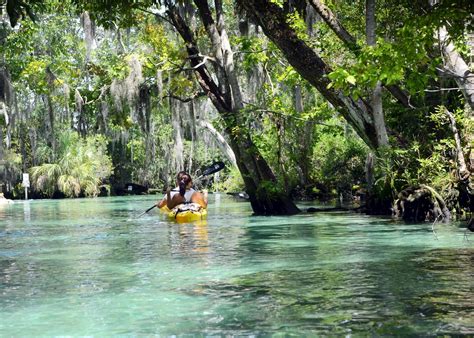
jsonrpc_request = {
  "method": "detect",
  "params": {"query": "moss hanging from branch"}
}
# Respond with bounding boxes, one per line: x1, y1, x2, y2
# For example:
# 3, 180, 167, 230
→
81, 11, 96, 62
110, 55, 144, 127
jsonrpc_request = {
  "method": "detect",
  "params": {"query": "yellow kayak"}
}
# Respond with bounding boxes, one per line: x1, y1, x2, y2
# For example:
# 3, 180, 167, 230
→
167, 203, 207, 223
159, 205, 171, 213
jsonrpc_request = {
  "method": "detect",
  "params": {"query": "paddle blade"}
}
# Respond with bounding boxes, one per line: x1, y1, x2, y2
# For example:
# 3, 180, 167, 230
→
137, 204, 157, 218
201, 161, 225, 177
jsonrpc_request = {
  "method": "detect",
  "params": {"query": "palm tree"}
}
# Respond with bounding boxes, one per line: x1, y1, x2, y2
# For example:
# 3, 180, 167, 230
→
30, 131, 113, 197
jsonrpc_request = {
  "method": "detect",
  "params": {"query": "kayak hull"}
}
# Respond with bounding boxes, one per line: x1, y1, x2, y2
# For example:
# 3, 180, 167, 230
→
166, 203, 207, 223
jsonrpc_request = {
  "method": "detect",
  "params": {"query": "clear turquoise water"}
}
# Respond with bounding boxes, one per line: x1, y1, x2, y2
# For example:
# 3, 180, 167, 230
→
0, 194, 472, 336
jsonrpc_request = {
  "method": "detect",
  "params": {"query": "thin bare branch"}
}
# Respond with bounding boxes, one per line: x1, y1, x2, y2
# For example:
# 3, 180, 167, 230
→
164, 92, 207, 102
243, 101, 342, 128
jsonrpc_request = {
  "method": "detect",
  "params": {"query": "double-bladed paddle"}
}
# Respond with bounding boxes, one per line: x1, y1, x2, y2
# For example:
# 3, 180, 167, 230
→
137, 161, 225, 217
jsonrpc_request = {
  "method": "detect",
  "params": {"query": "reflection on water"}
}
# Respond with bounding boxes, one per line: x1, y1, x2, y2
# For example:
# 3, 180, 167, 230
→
0, 195, 472, 336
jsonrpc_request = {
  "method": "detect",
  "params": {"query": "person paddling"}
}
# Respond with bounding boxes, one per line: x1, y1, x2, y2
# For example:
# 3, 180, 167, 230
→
157, 172, 208, 210
138, 162, 224, 218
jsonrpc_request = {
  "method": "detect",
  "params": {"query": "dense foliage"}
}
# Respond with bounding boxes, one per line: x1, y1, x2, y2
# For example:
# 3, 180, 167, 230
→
29, 131, 113, 197
0, 0, 472, 219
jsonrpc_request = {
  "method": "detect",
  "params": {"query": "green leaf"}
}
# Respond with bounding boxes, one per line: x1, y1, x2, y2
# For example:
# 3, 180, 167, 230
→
346, 75, 356, 85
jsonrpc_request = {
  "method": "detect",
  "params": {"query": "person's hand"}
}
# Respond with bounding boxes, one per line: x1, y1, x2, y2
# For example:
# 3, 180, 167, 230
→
202, 189, 208, 201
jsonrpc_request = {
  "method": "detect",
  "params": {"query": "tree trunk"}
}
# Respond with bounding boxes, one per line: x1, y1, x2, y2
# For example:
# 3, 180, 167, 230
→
187, 100, 195, 174
0, 67, 13, 151
365, 0, 386, 147
227, 127, 300, 214
165, 1, 300, 214
197, 119, 237, 166
364, 0, 387, 208
294, 85, 313, 186
0, 119, 3, 162
445, 108, 470, 181
171, 98, 184, 174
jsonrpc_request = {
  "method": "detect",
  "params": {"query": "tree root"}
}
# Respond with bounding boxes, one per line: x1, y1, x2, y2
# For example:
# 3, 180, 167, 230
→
393, 185, 451, 222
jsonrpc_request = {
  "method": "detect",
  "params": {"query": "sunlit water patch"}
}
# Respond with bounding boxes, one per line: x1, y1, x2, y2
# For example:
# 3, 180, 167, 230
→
0, 195, 472, 335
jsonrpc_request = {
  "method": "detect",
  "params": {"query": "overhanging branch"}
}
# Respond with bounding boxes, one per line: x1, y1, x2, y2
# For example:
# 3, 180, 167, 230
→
307, 0, 413, 108
164, 91, 207, 102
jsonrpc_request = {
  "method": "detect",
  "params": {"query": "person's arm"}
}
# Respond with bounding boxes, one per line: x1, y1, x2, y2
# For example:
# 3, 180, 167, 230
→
157, 197, 167, 208
167, 189, 185, 209
191, 191, 208, 208
157, 188, 171, 208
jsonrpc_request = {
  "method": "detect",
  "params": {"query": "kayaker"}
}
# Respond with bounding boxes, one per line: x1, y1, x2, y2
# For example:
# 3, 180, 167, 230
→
157, 172, 208, 209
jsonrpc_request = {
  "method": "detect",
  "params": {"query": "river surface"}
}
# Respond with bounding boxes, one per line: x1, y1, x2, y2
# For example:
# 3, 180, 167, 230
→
0, 194, 472, 336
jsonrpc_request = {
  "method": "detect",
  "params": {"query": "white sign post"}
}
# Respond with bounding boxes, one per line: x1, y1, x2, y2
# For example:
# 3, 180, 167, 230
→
22, 173, 30, 200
